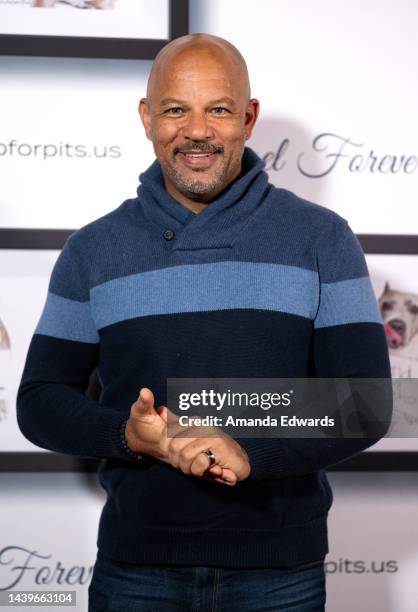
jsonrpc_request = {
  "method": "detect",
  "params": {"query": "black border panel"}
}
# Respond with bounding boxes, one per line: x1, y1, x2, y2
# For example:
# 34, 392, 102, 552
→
329, 452, 418, 472
1, 451, 417, 473
0, 453, 99, 473
0, 0, 189, 60
0, 228, 73, 250
0, 35, 165, 61
169, 0, 189, 41
2, 231, 418, 254
358, 234, 418, 254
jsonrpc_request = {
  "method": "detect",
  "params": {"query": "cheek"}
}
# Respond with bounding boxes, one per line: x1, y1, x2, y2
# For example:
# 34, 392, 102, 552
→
153, 122, 180, 148
215, 123, 247, 148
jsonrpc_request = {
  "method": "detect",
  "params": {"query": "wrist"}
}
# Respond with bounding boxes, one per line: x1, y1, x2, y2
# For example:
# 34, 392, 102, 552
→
120, 417, 144, 461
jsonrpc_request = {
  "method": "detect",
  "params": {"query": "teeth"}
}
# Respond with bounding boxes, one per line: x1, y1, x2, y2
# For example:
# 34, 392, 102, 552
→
184, 153, 211, 157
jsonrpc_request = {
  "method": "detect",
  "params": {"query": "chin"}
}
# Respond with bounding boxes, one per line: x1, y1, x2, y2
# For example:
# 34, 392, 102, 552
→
168, 168, 225, 199
182, 184, 218, 200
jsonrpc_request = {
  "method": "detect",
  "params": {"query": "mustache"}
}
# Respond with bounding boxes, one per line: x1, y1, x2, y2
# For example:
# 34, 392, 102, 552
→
174, 143, 224, 155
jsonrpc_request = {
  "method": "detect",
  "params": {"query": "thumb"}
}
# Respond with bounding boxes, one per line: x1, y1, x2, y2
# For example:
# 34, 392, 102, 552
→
132, 387, 157, 416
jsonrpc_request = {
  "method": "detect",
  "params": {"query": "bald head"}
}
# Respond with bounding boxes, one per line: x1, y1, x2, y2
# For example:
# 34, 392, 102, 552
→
147, 34, 251, 105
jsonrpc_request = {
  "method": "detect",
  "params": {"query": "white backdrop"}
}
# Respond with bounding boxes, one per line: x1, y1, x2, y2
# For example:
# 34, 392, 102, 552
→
1, 0, 416, 232
1, 0, 418, 610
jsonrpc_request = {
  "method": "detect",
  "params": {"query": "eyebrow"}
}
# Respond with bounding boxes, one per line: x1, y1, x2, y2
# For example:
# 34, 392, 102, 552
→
158, 97, 237, 108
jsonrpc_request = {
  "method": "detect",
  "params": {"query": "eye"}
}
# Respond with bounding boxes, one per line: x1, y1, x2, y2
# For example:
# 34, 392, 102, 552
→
211, 107, 230, 115
380, 301, 394, 311
164, 107, 184, 115
408, 303, 418, 315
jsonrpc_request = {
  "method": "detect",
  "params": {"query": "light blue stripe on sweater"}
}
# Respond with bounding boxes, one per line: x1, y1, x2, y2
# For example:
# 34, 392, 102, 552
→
314, 277, 382, 328
35, 292, 100, 344
35, 265, 380, 339
90, 261, 319, 329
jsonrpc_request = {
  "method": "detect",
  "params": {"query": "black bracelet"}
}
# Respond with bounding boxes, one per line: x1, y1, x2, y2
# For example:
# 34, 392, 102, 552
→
119, 418, 144, 461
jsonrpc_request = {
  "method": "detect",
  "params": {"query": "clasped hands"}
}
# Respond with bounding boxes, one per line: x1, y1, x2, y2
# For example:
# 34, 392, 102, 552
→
125, 387, 251, 486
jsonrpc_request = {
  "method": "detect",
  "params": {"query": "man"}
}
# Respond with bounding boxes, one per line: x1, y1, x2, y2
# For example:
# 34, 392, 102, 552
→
17, 34, 390, 611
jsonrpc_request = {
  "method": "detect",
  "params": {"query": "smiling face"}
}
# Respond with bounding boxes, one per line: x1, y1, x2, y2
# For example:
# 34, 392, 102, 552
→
139, 37, 259, 212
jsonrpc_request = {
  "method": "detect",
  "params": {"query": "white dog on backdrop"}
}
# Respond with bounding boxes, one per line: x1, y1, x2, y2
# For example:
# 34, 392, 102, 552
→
0, 319, 11, 422
0, 318, 10, 351
379, 283, 418, 349
33, 0, 116, 9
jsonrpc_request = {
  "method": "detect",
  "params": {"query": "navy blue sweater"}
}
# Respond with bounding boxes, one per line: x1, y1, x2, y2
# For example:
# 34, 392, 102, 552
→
17, 148, 390, 567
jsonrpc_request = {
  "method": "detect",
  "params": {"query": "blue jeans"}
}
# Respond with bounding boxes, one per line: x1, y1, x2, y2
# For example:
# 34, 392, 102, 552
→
88, 551, 326, 612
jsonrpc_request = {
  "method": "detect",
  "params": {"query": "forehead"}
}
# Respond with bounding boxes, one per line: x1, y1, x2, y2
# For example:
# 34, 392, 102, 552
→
150, 49, 247, 100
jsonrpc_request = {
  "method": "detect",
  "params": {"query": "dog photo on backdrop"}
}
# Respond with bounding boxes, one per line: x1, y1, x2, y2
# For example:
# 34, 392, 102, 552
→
0, 318, 11, 353
379, 283, 418, 349
378, 281, 418, 377
32, 0, 116, 9
0, 318, 11, 423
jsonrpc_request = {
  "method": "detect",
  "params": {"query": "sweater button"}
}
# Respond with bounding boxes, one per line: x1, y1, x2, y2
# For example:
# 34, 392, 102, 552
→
163, 229, 174, 241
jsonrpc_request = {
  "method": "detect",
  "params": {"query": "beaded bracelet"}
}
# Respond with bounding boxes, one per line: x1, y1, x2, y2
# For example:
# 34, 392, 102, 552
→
119, 417, 144, 461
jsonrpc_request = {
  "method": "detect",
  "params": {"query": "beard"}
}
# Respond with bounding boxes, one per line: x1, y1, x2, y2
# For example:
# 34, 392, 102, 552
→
165, 157, 229, 200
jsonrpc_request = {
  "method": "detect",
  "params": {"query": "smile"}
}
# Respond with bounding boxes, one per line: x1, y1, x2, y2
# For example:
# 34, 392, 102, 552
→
177, 151, 220, 169
183, 153, 213, 158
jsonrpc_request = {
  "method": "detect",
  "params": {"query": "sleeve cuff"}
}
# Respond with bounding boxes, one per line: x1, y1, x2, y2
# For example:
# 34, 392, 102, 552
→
118, 417, 148, 463
90, 407, 152, 465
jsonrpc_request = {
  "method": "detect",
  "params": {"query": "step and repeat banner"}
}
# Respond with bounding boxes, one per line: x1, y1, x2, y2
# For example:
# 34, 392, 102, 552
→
0, 471, 417, 612
1, 0, 417, 610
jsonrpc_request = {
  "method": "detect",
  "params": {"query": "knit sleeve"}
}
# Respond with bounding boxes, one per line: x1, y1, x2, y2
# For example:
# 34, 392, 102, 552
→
16, 235, 142, 463
239, 220, 392, 481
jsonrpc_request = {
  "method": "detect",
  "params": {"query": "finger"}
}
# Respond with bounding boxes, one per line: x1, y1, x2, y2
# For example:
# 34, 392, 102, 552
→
132, 387, 156, 417
158, 405, 180, 426
157, 405, 168, 423
213, 477, 237, 486
207, 465, 237, 485
189, 449, 219, 477
168, 437, 201, 471
202, 472, 237, 486
166, 406, 180, 420
170, 433, 221, 472
207, 464, 222, 476
218, 468, 237, 485
208, 465, 237, 485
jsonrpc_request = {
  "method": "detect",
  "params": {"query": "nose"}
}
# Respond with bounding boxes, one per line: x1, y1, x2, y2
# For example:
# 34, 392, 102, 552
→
182, 110, 213, 141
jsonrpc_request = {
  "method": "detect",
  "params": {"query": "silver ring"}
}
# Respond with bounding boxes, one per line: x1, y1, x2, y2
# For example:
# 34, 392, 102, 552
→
202, 449, 216, 467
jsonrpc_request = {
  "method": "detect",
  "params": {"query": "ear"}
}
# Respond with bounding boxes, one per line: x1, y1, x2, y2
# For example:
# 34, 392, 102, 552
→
244, 98, 260, 140
138, 98, 153, 141
383, 281, 390, 293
